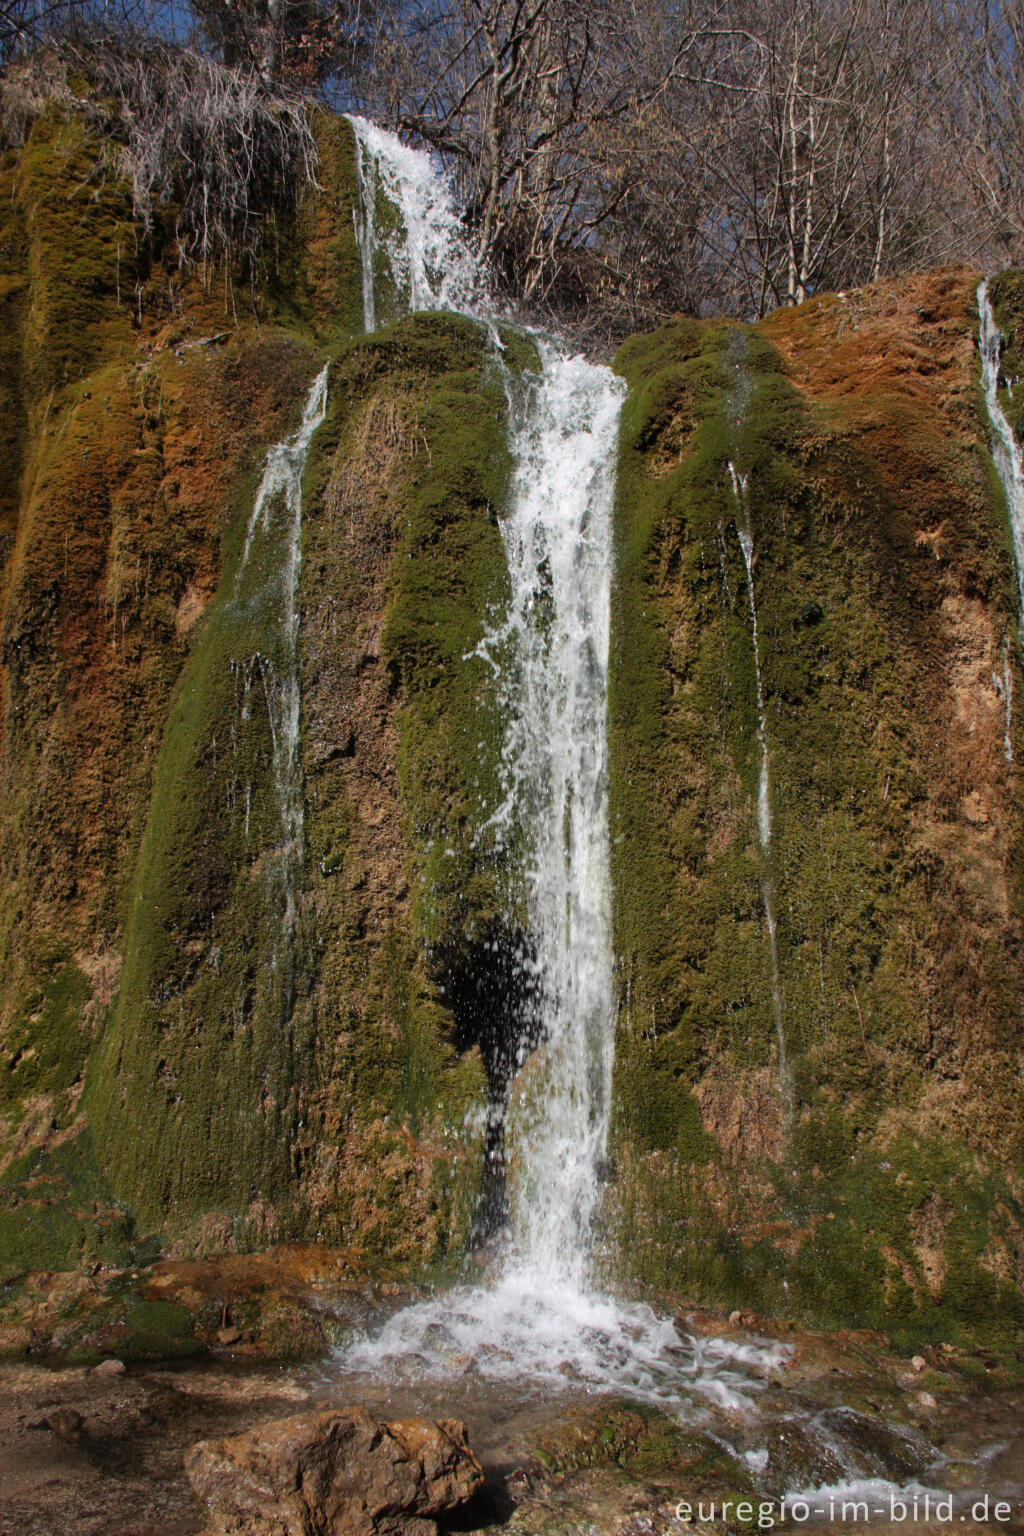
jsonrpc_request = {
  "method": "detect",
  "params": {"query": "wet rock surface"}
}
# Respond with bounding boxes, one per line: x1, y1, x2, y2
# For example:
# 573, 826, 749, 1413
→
1, 1300, 1023, 1535
0, 1245, 413, 1367
185, 1407, 482, 1536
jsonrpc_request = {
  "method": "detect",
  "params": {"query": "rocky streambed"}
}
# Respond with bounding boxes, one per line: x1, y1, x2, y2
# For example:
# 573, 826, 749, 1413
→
2, 1259, 1023, 1535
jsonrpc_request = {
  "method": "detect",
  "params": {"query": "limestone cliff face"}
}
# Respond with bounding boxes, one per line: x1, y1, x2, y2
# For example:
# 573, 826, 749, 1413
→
608, 271, 1024, 1342
1, 102, 1022, 1342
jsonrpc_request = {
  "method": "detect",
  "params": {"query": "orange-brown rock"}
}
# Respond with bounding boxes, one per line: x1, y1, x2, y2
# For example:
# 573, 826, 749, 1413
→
184, 1407, 483, 1536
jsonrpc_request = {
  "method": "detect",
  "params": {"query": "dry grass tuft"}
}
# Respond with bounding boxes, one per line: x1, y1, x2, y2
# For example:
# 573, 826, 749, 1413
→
326, 393, 425, 565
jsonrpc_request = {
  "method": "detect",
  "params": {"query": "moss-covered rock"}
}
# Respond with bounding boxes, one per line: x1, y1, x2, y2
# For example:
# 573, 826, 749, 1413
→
83, 310, 516, 1261
527, 1398, 742, 1483
0, 1130, 137, 1281
606, 270, 1024, 1344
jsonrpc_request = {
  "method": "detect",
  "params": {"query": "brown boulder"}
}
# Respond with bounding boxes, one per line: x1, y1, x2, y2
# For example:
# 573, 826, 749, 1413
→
184, 1406, 483, 1536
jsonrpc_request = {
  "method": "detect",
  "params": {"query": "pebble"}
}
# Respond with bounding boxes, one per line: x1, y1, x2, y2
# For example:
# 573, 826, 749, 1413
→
31, 1409, 83, 1440
90, 1358, 126, 1377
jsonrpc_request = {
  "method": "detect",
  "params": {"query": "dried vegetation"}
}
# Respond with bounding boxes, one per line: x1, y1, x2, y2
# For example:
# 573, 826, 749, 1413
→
1, 37, 318, 282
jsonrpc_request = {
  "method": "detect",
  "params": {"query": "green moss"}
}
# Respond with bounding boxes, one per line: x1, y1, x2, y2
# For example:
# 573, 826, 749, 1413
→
84, 346, 324, 1235
613, 1125, 1024, 1348
606, 286, 1024, 1338
290, 315, 514, 1265
0, 1130, 135, 1282
120, 1297, 197, 1356
15, 110, 136, 405
529, 1400, 748, 1488
260, 111, 364, 340
0, 154, 28, 548
609, 323, 800, 1143
382, 321, 515, 958
52, 1292, 201, 1364
0, 961, 90, 1107
83, 311, 511, 1260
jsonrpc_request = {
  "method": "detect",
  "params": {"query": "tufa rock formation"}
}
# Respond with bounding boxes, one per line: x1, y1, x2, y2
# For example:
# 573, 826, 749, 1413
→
0, 83, 1023, 1345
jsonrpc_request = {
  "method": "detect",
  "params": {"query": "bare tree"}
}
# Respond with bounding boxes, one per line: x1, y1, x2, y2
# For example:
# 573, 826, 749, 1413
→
930, 0, 1024, 271
5, 0, 1019, 334
193, 0, 369, 89
674, 0, 944, 315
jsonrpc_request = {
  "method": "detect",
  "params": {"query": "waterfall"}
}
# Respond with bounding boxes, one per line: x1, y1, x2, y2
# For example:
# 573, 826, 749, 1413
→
346, 114, 624, 1286
978, 281, 1024, 647
729, 464, 788, 1095
347, 115, 491, 328
492, 340, 625, 1283
340, 118, 684, 1392
234, 365, 329, 913
336, 118, 791, 1411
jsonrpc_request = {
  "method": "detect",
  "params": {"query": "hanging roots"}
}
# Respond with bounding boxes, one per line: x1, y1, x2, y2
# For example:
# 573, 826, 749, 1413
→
1, 36, 319, 278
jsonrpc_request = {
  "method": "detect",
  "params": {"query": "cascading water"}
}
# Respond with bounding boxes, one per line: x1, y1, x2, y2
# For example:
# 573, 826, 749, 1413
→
349, 115, 490, 329
233, 366, 329, 915
728, 464, 789, 1096
326, 124, 999, 1505
348, 114, 622, 1283
336, 116, 791, 1411
978, 280, 1024, 643
487, 339, 624, 1282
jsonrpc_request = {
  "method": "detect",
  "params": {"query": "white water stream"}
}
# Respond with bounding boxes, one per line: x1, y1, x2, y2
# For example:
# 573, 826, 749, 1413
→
728, 464, 788, 1095
489, 338, 624, 1281
347, 116, 627, 1287
233, 366, 329, 914
978, 281, 1024, 646
333, 115, 798, 1420
349, 115, 491, 330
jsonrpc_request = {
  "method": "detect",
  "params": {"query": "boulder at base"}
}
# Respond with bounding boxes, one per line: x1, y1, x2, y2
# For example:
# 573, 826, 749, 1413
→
184, 1407, 483, 1536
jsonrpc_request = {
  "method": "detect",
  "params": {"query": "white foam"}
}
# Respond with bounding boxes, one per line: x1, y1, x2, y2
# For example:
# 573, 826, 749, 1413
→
341, 1267, 789, 1417
347, 115, 492, 328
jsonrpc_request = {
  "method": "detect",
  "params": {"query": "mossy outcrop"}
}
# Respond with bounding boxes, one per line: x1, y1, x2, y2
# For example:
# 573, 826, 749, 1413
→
607, 271, 1024, 1345
0, 101, 502, 1277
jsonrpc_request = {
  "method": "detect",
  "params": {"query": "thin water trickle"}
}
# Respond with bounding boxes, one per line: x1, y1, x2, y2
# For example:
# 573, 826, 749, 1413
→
234, 365, 329, 906
729, 464, 788, 1095
979, 281, 1024, 648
